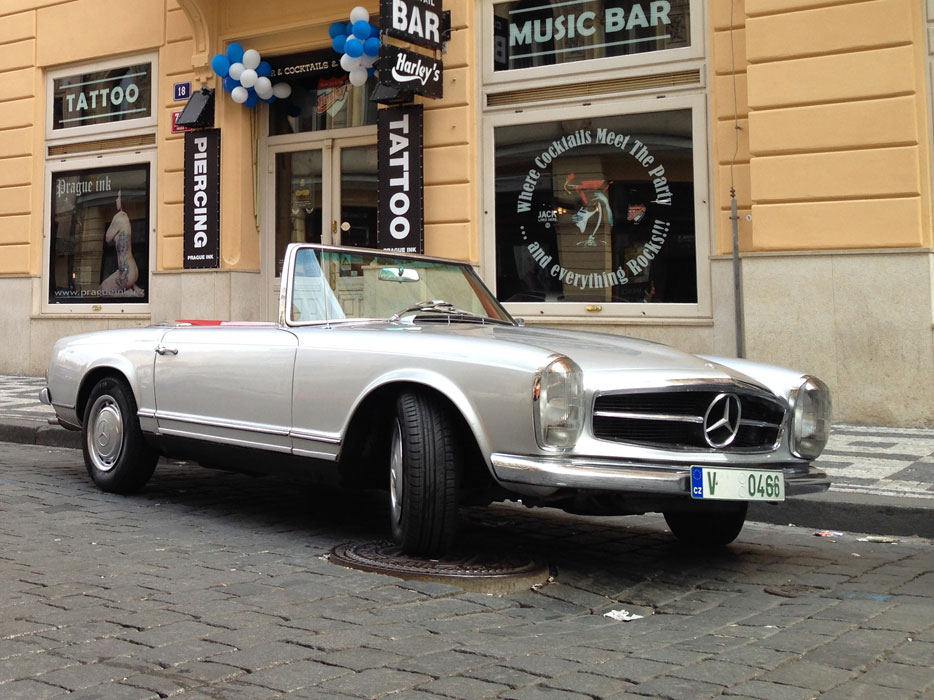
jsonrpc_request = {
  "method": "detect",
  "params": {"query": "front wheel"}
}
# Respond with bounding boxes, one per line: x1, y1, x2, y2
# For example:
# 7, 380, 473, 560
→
389, 391, 460, 556
663, 502, 748, 547
82, 376, 158, 494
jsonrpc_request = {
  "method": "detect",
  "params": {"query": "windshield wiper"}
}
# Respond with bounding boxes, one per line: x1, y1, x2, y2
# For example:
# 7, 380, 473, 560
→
389, 300, 511, 325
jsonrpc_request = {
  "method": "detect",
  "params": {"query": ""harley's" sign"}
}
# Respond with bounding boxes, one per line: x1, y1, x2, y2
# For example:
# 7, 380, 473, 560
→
378, 45, 443, 99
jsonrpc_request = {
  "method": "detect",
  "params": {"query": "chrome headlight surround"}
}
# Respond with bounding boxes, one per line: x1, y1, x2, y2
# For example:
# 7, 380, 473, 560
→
790, 376, 832, 459
533, 356, 584, 450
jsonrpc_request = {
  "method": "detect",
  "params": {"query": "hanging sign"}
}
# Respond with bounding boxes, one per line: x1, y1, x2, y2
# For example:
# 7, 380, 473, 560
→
183, 129, 221, 269
380, 0, 444, 51
378, 104, 423, 253
378, 45, 443, 99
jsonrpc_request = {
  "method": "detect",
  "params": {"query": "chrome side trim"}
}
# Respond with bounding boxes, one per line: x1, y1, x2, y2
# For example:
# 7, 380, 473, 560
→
39, 387, 51, 406
155, 412, 291, 437
290, 429, 341, 444
156, 426, 293, 454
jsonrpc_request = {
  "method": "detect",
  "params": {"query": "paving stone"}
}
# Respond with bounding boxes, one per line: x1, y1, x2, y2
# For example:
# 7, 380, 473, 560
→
499, 686, 596, 700
319, 667, 434, 697
239, 659, 352, 691
543, 670, 635, 697
855, 660, 934, 690
32, 661, 134, 692
0, 651, 77, 683
415, 675, 511, 699
724, 679, 821, 700
0, 679, 68, 699
760, 660, 856, 692
632, 674, 726, 700
818, 681, 919, 700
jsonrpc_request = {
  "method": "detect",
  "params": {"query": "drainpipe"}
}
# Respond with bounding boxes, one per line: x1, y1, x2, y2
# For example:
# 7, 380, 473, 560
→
730, 189, 745, 358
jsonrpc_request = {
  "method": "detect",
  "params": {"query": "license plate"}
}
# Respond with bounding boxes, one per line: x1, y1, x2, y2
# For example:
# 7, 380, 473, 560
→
690, 466, 785, 501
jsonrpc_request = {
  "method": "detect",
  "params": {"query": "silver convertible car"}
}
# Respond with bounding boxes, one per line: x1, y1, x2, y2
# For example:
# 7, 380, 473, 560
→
42, 243, 832, 555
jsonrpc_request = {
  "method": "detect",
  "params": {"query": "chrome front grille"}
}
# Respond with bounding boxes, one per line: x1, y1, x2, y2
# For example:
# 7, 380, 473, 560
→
592, 389, 786, 452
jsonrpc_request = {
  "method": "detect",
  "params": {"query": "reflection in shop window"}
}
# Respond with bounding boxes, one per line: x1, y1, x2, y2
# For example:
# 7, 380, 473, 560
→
494, 110, 696, 304
49, 164, 150, 305
268, 73, 378, 136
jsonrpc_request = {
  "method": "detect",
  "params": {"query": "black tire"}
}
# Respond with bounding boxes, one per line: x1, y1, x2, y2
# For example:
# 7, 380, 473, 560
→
82, 376, 158, 494
389, 391, 460, 556
663, 502, 748, 547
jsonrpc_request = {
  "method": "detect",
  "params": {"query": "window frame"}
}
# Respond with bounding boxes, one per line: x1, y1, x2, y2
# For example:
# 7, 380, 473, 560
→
480, 0, 704, 89
480, 91, 712, 320
42, 149, 157, 316
45, 52, 158, 143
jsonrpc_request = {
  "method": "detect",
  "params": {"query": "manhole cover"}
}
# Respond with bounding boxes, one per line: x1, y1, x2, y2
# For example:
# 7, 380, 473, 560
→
330, 540, 551, 594
764, 584, 827, 598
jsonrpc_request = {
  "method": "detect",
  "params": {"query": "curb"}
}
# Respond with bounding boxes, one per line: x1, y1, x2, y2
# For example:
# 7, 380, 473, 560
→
1, 419, 931, 540
0, 418, 82, 450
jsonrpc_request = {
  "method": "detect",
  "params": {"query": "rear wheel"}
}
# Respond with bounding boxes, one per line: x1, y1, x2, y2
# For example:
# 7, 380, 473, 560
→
390, 391, 460, 556
82, 376, 158, 494
664, 502, 748, 547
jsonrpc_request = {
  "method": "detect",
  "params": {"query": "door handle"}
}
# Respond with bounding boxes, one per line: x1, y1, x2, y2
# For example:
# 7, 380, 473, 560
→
155, 345, 179, 356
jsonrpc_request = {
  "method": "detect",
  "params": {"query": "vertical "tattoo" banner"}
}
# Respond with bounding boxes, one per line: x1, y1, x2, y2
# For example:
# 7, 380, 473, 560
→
377, 104, 423, 253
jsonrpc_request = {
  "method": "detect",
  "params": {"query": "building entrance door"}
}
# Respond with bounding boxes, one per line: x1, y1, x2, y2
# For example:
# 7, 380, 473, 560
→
264, 136, 377, 319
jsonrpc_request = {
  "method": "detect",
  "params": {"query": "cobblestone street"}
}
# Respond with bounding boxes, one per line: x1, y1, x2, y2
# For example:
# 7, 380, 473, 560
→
2, 442, 932, 699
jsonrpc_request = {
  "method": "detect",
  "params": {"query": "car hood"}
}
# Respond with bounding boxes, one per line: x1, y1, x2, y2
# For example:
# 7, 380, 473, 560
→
398, 322, 769, 388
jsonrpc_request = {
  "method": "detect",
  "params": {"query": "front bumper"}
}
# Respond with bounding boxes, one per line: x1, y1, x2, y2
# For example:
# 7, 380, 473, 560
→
490, 453, 830, 497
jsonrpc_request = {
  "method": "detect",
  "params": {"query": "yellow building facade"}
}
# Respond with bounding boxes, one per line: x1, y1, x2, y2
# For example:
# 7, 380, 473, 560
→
0, 0, 932, 425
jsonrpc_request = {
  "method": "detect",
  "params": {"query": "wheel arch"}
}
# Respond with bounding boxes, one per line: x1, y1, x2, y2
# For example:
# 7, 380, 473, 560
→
340, 375, 494, 493
75, 360, 139, 427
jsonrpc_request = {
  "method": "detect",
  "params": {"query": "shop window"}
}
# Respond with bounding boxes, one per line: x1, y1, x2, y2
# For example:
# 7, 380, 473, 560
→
43, 55, 157, 314
267, 50, 377, 136
487, 98, 709, 315
48, 162, 151, 305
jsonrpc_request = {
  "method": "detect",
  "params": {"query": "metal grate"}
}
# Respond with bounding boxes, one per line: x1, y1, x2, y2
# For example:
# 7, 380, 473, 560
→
592, 389, 786, 452
486, 70, 702, 107
48, 133, 156, 157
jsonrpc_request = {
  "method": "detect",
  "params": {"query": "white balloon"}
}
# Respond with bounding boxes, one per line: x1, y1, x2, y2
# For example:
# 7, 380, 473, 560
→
239, 68, 258, 88
349, 6, 369, 24
228, 62, 245, 81
349, 68, 368, 86
361, 53, 377, 68
254, 77, 273, 99
231, 86, 249, 103
272, 82, 292, 99
242, 48, 261, 70
340, 53, 362, 72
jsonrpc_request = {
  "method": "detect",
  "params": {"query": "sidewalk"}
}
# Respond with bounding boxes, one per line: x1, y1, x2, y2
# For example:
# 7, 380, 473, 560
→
1, 374, 931, 539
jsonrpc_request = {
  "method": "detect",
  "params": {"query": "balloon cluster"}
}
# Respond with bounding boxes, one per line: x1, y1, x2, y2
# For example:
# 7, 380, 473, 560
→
210, 43, 292, 107
329, 6, 380, 87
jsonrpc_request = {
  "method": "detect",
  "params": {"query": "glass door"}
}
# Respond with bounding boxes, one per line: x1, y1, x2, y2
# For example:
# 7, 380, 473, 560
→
266, 137, 377, 319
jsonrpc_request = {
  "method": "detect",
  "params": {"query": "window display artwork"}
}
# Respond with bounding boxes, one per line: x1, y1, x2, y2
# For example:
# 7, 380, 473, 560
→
49, 164, 150, 304
494, 110, 696, 305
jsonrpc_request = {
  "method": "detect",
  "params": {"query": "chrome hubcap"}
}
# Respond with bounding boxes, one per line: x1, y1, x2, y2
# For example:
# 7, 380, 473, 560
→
390, 419, 404, 525
87, 395, 123, 472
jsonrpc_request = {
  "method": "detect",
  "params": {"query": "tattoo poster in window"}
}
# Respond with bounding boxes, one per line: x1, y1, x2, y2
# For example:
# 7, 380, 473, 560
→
49, 164, 150, 304
494, 110, 696, 305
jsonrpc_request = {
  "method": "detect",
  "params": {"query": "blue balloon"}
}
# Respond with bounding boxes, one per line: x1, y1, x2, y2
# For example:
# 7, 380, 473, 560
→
328, 21, 347, 38
244, 89, 259, 108
367, 67, 375, 76
363, 37, 380, 57
346, 22, 354, 35
286, 101, 301, 117
352, 20, 370, 40
369, 24, 380, 38
344, 38, 363, 58
210, 53, 230, 77
332, 35, 347, 54
226, 42, 244, 64
262, 95, 276, 103
257, 61, 272, 78
222, 76, 238, 92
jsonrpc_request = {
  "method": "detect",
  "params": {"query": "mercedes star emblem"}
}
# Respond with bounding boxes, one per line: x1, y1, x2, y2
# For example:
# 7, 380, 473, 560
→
703, 393, 742, 448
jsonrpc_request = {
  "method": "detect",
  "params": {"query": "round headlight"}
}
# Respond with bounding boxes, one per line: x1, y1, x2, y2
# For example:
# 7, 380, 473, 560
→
791, 376, 832, 459
533, 356, 584, 450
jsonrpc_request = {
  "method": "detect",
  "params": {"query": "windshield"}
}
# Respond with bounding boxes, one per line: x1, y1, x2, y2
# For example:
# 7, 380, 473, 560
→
288, 246, 514, 325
